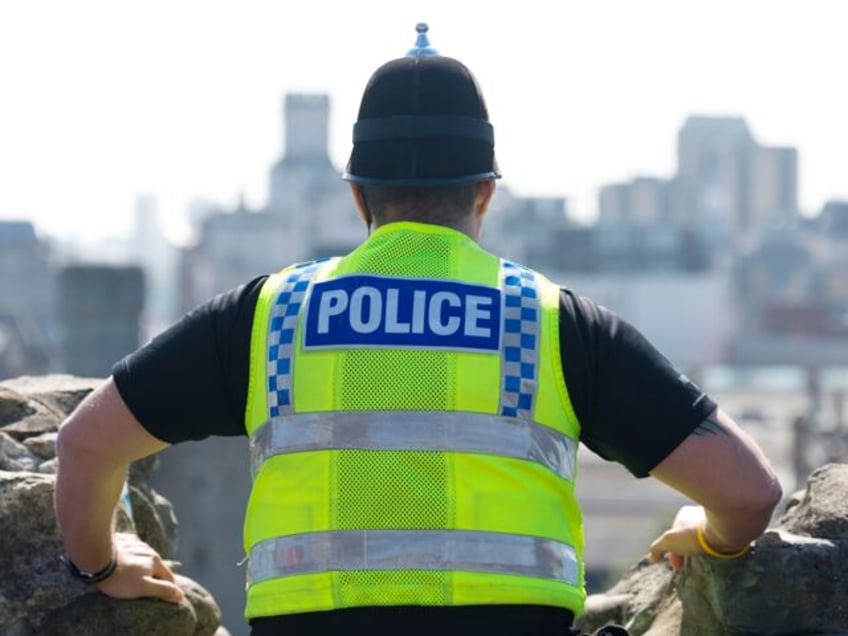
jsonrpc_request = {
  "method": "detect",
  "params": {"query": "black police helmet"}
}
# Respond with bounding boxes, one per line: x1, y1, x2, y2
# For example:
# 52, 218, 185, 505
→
343, 24, 501, 187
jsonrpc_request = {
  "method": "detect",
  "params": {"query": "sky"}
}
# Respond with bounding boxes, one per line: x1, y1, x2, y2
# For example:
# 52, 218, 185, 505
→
0, 0, 846, 244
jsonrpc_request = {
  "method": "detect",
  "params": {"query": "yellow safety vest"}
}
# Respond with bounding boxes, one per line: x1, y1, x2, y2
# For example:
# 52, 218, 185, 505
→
243, 222, 585, 619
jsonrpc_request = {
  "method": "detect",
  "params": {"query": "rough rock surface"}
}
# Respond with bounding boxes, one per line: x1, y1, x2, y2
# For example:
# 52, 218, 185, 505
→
5, 374, 847, 635
0, 375, 227, 636
577, 463, 848, 635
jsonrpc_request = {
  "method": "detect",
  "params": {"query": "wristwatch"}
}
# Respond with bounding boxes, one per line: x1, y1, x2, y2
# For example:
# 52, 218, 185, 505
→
62, 554, 117, 584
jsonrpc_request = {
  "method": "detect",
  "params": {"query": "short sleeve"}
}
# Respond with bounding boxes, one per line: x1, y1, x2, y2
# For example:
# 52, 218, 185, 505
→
558, 289, 716, 477
112, 276, 267, 443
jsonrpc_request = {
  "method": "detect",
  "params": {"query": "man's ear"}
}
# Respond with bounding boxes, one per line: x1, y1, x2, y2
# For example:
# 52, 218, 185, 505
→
474, 179, 496, 217
349, 183, 369, 223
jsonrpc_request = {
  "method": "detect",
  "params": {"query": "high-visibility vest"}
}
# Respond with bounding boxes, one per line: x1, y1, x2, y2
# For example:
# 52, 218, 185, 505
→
243, 222, 585, 619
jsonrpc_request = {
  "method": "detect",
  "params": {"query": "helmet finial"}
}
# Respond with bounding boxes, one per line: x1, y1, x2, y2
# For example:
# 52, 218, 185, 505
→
407, 23, 439, 57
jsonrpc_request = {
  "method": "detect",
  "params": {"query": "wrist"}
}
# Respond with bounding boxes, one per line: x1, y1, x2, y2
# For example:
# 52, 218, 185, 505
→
695, 524, 750, 559
63, 552, 118, 584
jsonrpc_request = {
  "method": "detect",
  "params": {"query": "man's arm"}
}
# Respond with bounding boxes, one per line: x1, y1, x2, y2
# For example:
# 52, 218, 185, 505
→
648, 407, 783, 569
55, 377, 184, 602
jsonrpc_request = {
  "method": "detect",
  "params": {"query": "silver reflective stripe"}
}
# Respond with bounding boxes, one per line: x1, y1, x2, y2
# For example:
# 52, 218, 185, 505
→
499, 262, 541, 421
250, 411, 577, 481
247, 529, 579, 587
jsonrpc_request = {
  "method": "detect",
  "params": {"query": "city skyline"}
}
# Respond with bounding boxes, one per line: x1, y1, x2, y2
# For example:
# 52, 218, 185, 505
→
1, 0, 845, 244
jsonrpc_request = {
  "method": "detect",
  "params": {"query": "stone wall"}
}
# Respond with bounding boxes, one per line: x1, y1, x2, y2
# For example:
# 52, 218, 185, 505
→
577, 463, 848, 635
0, 375, 226, 636
3, 374, 847, 635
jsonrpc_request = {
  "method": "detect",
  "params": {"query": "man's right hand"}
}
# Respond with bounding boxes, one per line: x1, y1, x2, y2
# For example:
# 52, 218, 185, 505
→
649, 505, 725, 570
95, 533, 185, 604
648, 409, 782, 571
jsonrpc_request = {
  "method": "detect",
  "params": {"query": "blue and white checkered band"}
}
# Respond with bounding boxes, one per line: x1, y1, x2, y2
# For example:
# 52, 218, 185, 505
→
499, 261, 540, 420
267, 260, 328, 418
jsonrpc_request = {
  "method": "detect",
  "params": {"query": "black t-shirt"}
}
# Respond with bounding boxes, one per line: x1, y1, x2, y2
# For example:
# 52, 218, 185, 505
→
113, 275, 714, 477
112, 274, 715, 634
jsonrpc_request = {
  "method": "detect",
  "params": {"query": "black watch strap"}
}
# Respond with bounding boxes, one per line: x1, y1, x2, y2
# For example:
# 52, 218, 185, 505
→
63, 554, 117, 584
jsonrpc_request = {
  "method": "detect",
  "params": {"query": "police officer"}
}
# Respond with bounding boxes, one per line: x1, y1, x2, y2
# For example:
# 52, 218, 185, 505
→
55, 25, 781, 636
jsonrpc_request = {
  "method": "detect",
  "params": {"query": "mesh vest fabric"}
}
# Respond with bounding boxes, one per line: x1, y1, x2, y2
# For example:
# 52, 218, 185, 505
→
243, 222, 585, 619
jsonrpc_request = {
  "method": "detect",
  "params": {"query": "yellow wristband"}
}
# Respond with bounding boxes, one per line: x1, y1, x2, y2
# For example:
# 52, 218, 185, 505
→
695, 525, 751, 559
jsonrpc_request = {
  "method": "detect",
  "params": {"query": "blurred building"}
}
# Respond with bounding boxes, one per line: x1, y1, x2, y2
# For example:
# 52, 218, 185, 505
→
817, 200, 848, 241
599, 176, 671, 226
558, 269, 730, 368
599, 116, 798, 252
673, 116, 798, 247
481, 188, 571, 266
58, 265, 144, 377
728, 200, 848, 365
0, 315, 50, 379
132, 196, 178, 338
0, 221, 53, 378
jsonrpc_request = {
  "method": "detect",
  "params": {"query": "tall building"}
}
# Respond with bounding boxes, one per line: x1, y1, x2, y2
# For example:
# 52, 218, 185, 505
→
674, 115, 753, 245
267, 94, 361, 258
673, 115, 798, 245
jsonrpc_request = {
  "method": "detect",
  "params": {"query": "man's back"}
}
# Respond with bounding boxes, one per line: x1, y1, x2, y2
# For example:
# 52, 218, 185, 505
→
243, 222, 586, 619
